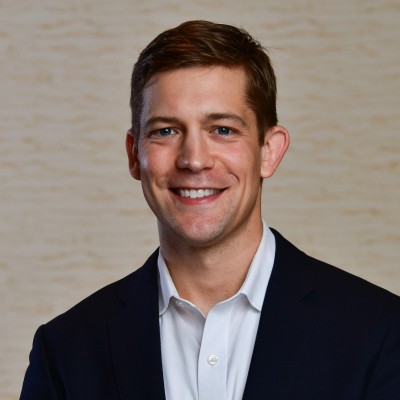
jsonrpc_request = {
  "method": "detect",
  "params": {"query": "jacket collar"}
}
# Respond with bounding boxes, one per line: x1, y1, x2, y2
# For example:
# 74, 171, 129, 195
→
108, 249, 166, 400
243, 229, 318, 400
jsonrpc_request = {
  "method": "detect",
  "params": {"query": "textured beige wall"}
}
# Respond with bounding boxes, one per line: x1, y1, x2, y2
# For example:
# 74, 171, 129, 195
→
1, 0, 399, 398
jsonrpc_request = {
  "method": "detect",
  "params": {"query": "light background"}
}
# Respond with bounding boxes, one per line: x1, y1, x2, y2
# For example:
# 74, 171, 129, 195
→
1, 0, 399, 398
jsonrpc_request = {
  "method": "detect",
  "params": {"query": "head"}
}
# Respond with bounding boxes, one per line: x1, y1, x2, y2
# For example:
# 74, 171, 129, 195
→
126, 22, 289, 250
130, 20, 277, 144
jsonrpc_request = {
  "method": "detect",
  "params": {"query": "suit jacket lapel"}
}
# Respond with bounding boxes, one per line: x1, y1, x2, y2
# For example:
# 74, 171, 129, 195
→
243, 230, 318, 400
108, 250, 166, 400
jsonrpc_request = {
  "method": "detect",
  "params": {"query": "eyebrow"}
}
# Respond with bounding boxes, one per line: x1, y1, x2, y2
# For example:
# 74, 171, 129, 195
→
143, 116, 181, 131
204, 113, 248, 128
142, 112, 248, 131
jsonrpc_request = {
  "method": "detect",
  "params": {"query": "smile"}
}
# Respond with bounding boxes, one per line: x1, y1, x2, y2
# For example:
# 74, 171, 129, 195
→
176, 188, 222, 199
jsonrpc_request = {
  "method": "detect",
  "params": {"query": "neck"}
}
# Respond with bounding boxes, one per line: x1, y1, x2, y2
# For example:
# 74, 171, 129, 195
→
159, 219, 263, 316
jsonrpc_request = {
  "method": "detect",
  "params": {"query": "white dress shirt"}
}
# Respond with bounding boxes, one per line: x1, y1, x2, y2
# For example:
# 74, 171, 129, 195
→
158, 222, 276, 400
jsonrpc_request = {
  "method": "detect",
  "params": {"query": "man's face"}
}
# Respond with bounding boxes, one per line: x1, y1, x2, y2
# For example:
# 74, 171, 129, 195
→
127, 66, 285, 249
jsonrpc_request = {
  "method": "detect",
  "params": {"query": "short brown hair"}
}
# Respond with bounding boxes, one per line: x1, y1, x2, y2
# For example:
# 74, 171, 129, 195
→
130, 20, 277, 143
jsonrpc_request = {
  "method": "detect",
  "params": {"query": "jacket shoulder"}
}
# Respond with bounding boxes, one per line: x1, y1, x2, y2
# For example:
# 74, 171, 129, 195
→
271, 228, 400, 312
44, 249, 159, 333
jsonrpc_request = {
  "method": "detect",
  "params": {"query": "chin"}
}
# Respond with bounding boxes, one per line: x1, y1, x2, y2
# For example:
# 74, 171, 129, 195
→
162, 218, 222, 245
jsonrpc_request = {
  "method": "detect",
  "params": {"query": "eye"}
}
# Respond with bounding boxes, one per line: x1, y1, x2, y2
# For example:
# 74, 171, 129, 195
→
150, 127, 174, 137
158, 127, 173, 136
215, 126, 232, 136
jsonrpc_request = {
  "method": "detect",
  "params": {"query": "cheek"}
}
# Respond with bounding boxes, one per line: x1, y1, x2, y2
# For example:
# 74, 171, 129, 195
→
220, 144, 261, 175
138, 145, 173, 186
138, 144, 163, 172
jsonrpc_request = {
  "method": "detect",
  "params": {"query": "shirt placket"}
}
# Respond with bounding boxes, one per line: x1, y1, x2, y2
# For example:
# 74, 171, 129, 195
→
197, 302, 232, 400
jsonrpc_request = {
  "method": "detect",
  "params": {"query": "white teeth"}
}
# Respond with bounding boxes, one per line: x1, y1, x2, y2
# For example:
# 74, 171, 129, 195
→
178, 189, 220, 199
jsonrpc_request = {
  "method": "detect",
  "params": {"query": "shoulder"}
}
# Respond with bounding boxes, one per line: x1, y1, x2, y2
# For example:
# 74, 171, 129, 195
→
265, 229, 400, 397
271, 228, 400, 317
42, 249, 159, 336
270, 228, 400, 368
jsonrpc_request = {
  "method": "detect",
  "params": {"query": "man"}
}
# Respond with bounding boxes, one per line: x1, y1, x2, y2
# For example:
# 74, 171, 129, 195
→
21, 20, 400, 400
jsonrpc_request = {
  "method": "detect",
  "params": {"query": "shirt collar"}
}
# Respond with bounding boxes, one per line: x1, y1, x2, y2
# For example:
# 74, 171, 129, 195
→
157, 220, 276, 315
239, 221, 275, 311
158, 252, 178, 316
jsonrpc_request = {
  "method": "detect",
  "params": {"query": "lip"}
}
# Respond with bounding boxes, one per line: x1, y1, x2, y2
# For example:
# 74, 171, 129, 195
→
177, 188, 222, 198
170, 187, 225, 204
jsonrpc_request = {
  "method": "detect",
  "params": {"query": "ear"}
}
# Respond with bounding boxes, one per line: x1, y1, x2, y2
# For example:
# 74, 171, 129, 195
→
126, 130, 141, 180
260, 125, 290, 178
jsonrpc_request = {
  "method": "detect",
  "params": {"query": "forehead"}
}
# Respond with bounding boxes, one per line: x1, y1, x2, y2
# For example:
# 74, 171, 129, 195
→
141, 66, 252, 124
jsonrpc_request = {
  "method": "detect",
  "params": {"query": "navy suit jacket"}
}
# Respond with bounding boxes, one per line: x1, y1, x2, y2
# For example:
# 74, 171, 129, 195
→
20, 229, 400, 399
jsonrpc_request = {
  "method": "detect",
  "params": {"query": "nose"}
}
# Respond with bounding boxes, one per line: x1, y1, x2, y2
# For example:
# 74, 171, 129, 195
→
175, 131, 215, 172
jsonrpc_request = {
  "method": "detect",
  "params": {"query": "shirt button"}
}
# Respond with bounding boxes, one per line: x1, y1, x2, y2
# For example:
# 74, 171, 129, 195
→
207, 355, 218, 366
